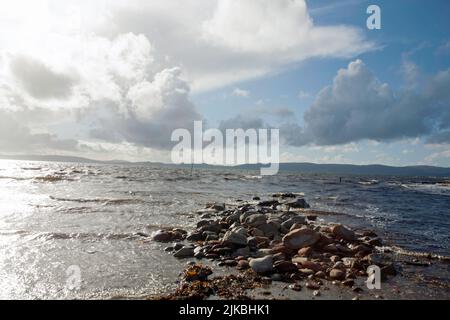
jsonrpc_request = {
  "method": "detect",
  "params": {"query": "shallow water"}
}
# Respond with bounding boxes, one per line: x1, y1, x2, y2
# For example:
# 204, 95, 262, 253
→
0, 159, 449, 299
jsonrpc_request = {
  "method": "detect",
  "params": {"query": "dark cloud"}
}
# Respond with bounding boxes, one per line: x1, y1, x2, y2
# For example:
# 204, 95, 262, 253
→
10, 55, 78, 100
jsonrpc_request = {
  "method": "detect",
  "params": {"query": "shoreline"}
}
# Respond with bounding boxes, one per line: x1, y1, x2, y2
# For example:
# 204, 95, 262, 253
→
149, 194, 450, 300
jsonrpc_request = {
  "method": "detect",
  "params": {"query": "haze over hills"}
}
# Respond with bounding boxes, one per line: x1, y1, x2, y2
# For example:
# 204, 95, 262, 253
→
1, 154, 449, 177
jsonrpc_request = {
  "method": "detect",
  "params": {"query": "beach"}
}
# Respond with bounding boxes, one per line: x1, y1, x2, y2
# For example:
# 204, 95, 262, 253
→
0, 160, 449, 299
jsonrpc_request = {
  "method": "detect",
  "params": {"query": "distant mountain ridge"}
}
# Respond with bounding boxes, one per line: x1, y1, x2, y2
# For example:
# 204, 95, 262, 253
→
1, 154, 449, 177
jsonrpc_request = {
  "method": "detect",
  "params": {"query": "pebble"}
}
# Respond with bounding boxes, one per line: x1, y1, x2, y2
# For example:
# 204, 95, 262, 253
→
329, 268, 346, 280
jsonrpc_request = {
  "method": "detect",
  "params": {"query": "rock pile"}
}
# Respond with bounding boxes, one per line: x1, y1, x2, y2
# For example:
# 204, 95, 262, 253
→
153, 194, 394, 297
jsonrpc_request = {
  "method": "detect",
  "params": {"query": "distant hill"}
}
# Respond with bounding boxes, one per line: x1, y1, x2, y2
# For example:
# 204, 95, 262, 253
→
1, 154, 449, 177
235, 162, 450, 177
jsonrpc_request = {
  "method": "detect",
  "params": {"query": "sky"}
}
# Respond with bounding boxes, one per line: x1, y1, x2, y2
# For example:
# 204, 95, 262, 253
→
0, 0, 449, 166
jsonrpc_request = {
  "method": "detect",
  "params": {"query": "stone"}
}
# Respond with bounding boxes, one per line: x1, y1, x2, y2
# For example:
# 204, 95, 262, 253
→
257, 222, 279, 238
381, 264, 397, 278
306, 281, 320, 290
285, 198, 309, 208
249, 255, 273, 274
301, 261, 322, 272
186, 231, 203, 241
331, 224, 356, 241
280, 216, 306, 231
244, 214, 267, 227
174, 247, 195, 258
298, 268, 315, 275
282, 228, 320, 249
233, 246, 251, 258
313, 290, 321, 297
271, 273, 283, 281
342, 279, 354, 287
315, 271, 326, 278
152, 230, 175, 242
289, 283, 302, 291
273, 260, 298, 273
196, 220, 211, 228
252, 196, 261, 200
258, 200, 279, 207
237, 259, 249, 270
329, 269, 345, 280
207, 203, 225, 211
173, 243, 183, 251
298, 247, 313, 257
222, 230, 247, 246
291, 256, 308, 265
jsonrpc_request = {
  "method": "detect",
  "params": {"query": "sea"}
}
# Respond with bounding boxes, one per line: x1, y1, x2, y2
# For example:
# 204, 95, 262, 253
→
0, 159, 449, 299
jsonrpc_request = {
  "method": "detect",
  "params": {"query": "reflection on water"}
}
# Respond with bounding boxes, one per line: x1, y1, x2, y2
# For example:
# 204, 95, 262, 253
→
0, 159, 449, 299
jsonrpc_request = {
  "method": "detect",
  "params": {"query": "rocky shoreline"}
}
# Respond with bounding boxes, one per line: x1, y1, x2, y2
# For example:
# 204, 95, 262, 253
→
150, 193, 413, 300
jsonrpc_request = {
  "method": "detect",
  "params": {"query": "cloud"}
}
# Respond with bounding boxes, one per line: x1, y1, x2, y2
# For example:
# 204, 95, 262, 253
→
106, 0, 373, 91
10, 55, 78, 100
89, 67, 202, 150
283, 59, 450, 146
232, 88, 250, 98
0, 109, 79, 152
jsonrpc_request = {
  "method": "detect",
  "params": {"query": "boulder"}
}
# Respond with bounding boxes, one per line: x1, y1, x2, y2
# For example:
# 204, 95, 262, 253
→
281, 216, 306, 230
282, 228, 320, 249
249, 255, 273, 274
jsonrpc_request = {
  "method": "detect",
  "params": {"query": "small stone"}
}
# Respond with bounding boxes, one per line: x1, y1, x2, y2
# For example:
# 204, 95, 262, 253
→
331, 224, 356, 241
249, 255, 273, 274
298, 247, 313, 257
329, 268, 345, 280
252, 196, 261, 200
298, 268, 315, 275
313, 290, 321, 297
289, 283, 302, 291
274, 260, 298, 273
173, 243, 183, 251
271, 273, 283, 281
306, 281, 320, 290
237, 259, 250, 270
164, 246, 174, 252
342, 279, 354, 287
152, 230, 174, 242
315, 271, 326, 278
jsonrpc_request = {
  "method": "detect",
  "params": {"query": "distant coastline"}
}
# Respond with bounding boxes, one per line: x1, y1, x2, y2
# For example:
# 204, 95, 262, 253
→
1, 154, 449, 178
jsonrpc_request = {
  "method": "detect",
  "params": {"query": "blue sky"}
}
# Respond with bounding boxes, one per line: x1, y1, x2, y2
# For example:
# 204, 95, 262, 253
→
192, 0, 450, 166
0, 0, 449, 166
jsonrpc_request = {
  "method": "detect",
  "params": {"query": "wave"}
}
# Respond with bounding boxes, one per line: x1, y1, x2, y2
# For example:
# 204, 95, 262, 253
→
33, 231, 150, 241
381, 245, 450, 261
401, 183, 450, 196
49, 195, 145, 205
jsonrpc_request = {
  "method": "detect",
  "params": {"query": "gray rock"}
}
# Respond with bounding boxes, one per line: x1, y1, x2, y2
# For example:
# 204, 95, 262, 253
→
281, 216, 307, 230
222, 230, 248, 246
244, 214, 267, 227
249, 255, 273, 273
173, 247, 195, 258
